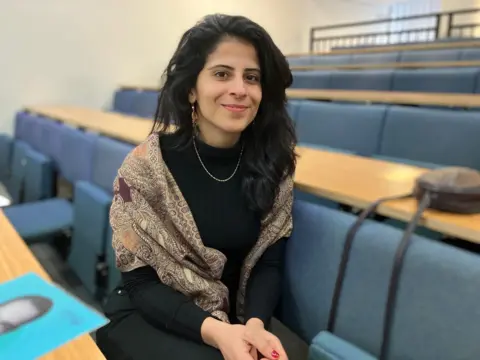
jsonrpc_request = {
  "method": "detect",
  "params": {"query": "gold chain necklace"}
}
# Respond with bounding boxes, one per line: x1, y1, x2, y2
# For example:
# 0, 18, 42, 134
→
192, 137, 244, 182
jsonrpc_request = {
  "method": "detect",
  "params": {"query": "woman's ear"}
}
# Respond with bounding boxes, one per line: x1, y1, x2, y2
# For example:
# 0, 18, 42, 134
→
188, 89, 197, 104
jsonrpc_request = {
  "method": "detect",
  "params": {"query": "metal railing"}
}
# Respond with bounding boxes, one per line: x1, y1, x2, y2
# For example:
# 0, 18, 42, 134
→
310, 8, 480, 52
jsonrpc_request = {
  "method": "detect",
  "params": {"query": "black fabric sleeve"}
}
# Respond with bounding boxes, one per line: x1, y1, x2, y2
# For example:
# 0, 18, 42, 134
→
244, 238, 287, 327
121, 266, 211, 343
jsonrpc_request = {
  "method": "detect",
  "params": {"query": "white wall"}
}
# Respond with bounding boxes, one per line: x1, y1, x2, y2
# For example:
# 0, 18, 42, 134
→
1, 0, 402, 134
0, 0, 308, 134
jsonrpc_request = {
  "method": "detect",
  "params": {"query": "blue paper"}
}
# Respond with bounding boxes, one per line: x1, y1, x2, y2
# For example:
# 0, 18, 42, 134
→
0, 272, 108, 359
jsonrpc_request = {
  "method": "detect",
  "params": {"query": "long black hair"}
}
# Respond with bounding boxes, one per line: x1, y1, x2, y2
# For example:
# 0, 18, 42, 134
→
153, 14, 297, 216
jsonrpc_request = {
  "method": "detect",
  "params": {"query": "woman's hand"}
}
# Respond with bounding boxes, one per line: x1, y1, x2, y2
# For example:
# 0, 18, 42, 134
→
201, 318, 255, 360
243, 318, 288, 360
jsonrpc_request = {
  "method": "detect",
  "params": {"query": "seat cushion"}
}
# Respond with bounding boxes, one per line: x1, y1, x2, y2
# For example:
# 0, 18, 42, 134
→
4, 198, 73, 239
309, 331, 377, 360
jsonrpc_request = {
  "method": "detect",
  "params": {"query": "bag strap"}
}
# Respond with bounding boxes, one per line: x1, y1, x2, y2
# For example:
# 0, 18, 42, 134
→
327, 193, 412, 332
379, 192, 431, 360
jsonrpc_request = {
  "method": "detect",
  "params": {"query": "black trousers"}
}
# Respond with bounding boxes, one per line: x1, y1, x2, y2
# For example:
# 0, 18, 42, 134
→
96, 287, 224, 360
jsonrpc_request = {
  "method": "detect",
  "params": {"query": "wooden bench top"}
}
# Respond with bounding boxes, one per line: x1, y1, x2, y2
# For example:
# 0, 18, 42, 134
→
290, 60, 480, 71
0, 210, 106, 360
295, 147, 480, 244
286, 89, 480, 107
286, 39, 480, 57
24, 105, 480, 244
116, 85, 480, 108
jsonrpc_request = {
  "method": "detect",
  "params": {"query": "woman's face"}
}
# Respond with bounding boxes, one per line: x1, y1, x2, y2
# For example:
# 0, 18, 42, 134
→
190, 37, 262, 147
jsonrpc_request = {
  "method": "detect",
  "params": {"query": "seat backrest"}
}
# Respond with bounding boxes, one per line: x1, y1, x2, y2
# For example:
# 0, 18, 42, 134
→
0, 134, 13, 181
379, 106, 480, 169
40, 120, 64, 165
387, 237, 480, 360
291, 71, 331, 89
351, 52, 400, 64
392, 68, 479, 93
112, 89, 138, 114
460, 48, 480, 60
279, 201, 353, 342
92, 136, 134, 194
399, 49, 460, 63
288, 56, 313, 67
14, 112, 29, 141
330, 70, 394, 90
23, 148, 55, 202
7, 140, 31, 203
281, 200, 480, 360
295, 101, 387, 155
310, 54, 352, 66
130, 90, 158, 119
286, 100, 303, 123
59, 127, 98, 184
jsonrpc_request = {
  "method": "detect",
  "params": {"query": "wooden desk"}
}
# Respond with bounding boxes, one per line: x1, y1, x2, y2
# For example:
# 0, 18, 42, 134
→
295, 147, 480, 243
0, 211, 106, 360
291, 60, 480, 71
287, 89, 480, 107
286, 39, 480, 57
26, 105, 154, 144
118, 85, 480, 108
23, 105, 480, 244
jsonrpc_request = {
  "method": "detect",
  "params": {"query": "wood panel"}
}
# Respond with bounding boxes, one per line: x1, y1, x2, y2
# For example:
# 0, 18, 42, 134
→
290, 60, 480, 71
118, 85, 480, 108
24, 105, 480, 244
286, 39, 480, 57
286, 89, 480, 107
0, 211, 106, 360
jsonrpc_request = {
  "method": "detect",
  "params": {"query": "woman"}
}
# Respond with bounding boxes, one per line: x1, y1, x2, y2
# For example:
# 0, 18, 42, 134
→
96, 13, 297, 360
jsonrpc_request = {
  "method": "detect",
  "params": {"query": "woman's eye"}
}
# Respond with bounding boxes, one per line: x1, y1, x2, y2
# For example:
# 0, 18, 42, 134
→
214, 71, 228, 78
246, 74, 260, 82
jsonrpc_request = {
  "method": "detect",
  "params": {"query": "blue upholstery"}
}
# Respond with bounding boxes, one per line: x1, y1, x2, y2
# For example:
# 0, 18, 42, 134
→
288, 56, 312, 66
59, 127, 97, 184
287, 100, 302, 123
39, 120, 64, 165
392, 68, 479, 93
311, 55, 352, 65
28, 115, 45, 152
23, 149, 55, 202
351, 52, 399, 64
279, 201, 354, 342
297, 143, 356, 154
291, 71, 331, 89
92, 137, 134, 193
295, 101, 386, 155
309, 332, 376, 360
20, 113, 38, 147
6, 140, 31, 204
113, 89, 138, 114
399, 49, 460, 62
378, 106, 480, 169
130, 91, 158, 119
460, 48, 480, 60
4, 198, 72, 240
14, 112, 29, 142
386, 232, 480, 359
0, 134, 13, 183
284, 201, 480, 359
69, 181, 113, 294
330, 70, 393, 91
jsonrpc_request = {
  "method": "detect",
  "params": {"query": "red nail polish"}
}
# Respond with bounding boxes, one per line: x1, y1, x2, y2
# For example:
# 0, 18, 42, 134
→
272, 350, 280, 359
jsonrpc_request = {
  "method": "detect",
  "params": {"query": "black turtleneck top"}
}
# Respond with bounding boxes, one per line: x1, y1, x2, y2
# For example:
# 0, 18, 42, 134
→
121, 132, 287, 343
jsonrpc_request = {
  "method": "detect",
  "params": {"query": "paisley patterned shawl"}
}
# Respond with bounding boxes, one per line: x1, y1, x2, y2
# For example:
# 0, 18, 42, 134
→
110, 133, 293, 323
